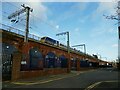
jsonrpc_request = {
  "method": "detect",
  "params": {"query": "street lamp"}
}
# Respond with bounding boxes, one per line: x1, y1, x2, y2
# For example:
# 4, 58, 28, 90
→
72, 44, 86, 54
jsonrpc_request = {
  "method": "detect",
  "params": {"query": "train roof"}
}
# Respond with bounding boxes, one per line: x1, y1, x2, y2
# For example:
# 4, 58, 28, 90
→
41, 36, 58, 42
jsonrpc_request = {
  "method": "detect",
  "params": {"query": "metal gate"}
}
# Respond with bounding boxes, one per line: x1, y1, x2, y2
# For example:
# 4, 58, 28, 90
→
59, 55, 67, 68
2, 54, 12, 81
29, 48, 43, 70
45, 52, 56, 68
1, 42, 17, 81
71, 58, 77, 70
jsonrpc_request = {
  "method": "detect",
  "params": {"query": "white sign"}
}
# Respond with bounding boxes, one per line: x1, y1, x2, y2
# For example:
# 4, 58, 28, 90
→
21, 61, 27, 65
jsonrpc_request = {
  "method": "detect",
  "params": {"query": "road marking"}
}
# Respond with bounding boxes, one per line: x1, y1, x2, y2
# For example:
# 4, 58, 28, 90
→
104, 80, 118, 83
85, 80, 118, 90
11, 82, 34, 85
39, 77, 64, 84
13, 77, 66, 85
85, 81, 102, 90
12, 74, 79, 85
12, 77, 66, 85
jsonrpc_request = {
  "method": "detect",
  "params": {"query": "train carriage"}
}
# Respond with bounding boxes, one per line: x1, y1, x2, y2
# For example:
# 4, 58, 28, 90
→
40, 37, 59, 46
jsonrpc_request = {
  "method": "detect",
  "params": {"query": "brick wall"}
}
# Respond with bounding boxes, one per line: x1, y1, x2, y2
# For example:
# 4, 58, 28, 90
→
20, 68, 67, 79
11, 52, 21, 81
1, 30, 100, 80
11, 51, 68, 80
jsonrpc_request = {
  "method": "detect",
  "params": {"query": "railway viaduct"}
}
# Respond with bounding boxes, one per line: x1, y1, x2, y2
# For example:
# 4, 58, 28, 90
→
1, 29, 101, 81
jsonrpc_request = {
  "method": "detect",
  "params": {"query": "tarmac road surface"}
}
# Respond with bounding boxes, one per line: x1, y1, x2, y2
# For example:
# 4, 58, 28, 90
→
2, 68, 119, 89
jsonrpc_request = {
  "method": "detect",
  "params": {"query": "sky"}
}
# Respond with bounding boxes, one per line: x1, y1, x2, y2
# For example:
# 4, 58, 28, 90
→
0, 0, 119, 62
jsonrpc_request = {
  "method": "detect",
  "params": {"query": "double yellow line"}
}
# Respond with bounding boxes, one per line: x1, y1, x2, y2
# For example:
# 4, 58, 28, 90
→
12, 77, 65, 85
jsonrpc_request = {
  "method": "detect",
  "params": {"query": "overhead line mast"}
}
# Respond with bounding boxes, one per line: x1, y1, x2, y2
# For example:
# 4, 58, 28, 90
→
56, 32, 70, 54
72, 44, 86, 54
8, 4, 33, 42
56, 31, 70, 72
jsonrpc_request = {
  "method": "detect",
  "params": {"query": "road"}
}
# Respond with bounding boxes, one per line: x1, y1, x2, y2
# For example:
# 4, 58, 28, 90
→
3, 68, 119, 89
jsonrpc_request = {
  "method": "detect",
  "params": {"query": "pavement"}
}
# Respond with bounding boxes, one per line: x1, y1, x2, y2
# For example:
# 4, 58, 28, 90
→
2, 68, 119, 89
2, 69, 94, 88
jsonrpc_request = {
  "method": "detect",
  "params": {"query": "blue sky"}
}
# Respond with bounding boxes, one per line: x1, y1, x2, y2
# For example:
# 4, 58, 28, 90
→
1, 1, 118, 61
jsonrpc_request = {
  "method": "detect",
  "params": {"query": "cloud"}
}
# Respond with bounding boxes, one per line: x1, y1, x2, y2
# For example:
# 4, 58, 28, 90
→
25, 2, 48, 20
108, 29, 117, 33
112, 44, 118, 47
56, 3, 88, 23
74, 28, 80, 32
90, 23, 117, 38
89, 2, 118, 38
71, 2, 87, 11
56, 25, 59, 29
91, 2, 117, 21
48, 20, 60, 31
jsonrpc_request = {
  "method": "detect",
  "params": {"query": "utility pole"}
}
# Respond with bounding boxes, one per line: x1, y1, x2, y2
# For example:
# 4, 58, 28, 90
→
72, 44, 86, 54
8, 4, 33, 42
